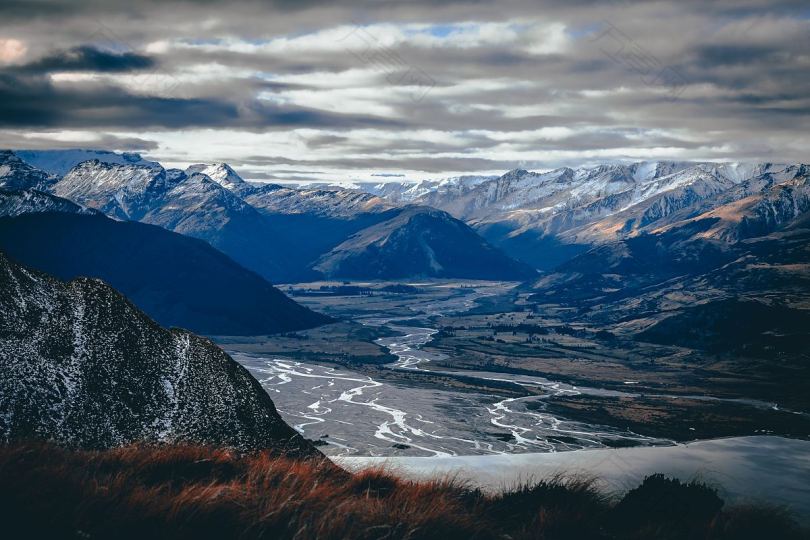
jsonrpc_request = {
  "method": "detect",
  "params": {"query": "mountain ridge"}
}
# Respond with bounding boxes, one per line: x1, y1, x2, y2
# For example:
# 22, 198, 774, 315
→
14, 150, 532, 282
0, 188, 331, 335
354, 160, 810, 269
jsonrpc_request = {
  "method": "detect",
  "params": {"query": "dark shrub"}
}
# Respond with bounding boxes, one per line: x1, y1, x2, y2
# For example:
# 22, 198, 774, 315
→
611, 474, 724, 539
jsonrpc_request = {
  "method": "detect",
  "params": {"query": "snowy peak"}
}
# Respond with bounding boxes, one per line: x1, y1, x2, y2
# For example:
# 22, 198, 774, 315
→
351, 175, 496, 204
54, 160, 177, 220
244, 185, 393, 217
628, 161, 695, 182
185, 162, 247, 193
14, 149, 160, 176
347, 159, 810, 270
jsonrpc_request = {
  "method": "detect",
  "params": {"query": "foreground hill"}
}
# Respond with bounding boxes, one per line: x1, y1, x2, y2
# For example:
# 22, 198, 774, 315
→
0, 252, 319, 456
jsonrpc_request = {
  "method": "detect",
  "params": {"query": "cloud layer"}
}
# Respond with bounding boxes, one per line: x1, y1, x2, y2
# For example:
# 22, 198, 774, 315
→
1, 0, 808, 181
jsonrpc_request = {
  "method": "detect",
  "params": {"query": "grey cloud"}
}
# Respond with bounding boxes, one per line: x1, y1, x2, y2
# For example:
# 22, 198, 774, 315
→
0, 0, 808, 177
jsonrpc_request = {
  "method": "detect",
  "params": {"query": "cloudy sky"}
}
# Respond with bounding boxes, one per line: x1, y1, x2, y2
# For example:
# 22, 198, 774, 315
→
1, 0, 808, 183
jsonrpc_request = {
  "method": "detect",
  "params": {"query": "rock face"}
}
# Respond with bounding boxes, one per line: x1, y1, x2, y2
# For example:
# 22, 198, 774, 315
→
0, 251, 320, 456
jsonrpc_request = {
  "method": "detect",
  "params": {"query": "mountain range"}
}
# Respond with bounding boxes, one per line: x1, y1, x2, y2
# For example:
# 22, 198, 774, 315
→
355, 162, 810, 270
2, 148, 808, 455
6, 149, 809, 316
0, 251, 319, 456
1, 150, 536, 282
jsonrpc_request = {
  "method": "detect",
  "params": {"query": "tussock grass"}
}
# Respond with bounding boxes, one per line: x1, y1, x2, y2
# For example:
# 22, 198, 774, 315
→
0, 442, 806, 540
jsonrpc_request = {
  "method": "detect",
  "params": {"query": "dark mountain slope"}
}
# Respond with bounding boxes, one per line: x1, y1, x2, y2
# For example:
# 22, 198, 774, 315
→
0, 211, 330, 335
258, 209, 402, 275
314, 206, 537, 280
0, 251, 320, 456
636, 298, 810, 357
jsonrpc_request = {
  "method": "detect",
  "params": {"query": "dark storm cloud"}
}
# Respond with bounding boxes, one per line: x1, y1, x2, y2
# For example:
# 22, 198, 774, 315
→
0, 132, 159, 151
692, 44, 782, 67
13, 46, 155, 74
0, 72, 403, 129
0, 72, 235, 128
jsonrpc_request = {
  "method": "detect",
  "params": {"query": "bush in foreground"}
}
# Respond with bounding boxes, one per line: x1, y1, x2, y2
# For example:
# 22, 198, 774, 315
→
0, 443, 806, 540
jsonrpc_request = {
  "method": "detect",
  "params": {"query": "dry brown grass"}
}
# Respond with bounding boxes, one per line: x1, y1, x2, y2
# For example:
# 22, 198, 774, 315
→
0, 442, 806, 540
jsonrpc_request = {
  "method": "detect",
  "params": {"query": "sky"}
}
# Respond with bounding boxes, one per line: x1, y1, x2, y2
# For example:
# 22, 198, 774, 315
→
0, 0, 808, 183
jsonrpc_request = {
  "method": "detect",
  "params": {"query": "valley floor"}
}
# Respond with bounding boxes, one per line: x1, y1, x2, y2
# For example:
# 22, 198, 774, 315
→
218, 280, 810, 459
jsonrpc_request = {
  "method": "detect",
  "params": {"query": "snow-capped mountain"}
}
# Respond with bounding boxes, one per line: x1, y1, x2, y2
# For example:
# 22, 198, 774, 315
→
517, 163, 810, 341
352, 175, 496, 204
53, 160, 184, 220
37, 155, 532, 282
186, 162, 254, 196
0, 189, 99, 218
650, 166, 810, 243
0, 150, 57, 191
14, 149, 159, 176
244, 185, 393, 218
52, 160, 294, 281
355, 161, 810, 269
0, 251, 320, 455
185, 162, 394, 217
